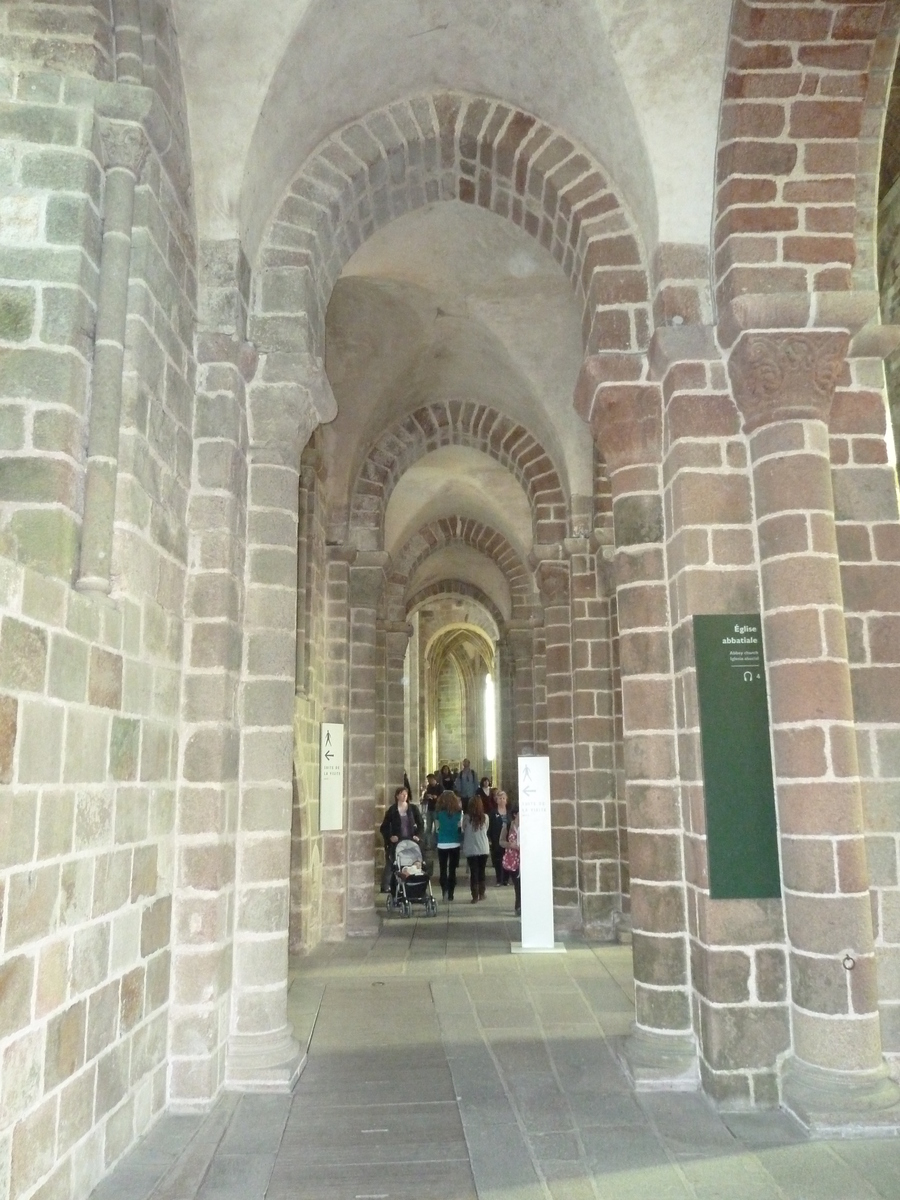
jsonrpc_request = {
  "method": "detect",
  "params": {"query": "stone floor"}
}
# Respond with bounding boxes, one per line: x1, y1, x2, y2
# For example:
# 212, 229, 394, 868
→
90, 884, 900, 1200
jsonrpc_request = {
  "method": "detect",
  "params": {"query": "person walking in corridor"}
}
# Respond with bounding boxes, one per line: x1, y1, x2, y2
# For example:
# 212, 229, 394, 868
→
500, 804, 521, 916
435, 789, 463, 901
454, 758, 478, 812
461, 794, 490, 902
488, 789, 509, 885
422, 771, 442, 848
379, 786, 423, 891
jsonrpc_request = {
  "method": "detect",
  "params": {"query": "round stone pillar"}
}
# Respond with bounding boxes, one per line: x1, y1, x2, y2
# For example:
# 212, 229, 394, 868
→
347, 553, 390, 935
729, 330, 900, 1126
226, 355, 332, 1090
379, 620, 412, 804
506, 623, 537, 757
534, 557, 579, 920
581, 360, 698, 1088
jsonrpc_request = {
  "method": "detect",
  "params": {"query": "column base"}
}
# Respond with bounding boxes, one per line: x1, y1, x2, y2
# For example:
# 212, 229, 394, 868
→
781, 1056, 900, 1137
618, 1026, 700, 1092
225, 1025, 304, 1093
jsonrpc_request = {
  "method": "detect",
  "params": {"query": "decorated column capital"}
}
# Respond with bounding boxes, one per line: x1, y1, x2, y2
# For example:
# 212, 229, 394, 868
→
727, 330, 849, 433
534, 558, 570, 607
97, 118, 148, 176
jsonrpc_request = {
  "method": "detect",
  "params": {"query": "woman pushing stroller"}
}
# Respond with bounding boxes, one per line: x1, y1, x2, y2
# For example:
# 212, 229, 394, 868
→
379, 786, 423, 892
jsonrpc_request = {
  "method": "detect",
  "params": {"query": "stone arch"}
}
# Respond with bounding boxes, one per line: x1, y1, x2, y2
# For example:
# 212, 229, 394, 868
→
350, 400, 569, 548
251, 90, 652, 367
859, 2, 900, 293
406, 580, 508, 635
383, 516, 536, 625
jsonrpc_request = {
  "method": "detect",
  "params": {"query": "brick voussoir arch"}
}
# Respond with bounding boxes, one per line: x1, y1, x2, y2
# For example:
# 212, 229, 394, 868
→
382, 517, 536, 625
350, 400, 568, 547
253, 91, 652, 362
714, 0, 900, 314
406, 580, 508, 635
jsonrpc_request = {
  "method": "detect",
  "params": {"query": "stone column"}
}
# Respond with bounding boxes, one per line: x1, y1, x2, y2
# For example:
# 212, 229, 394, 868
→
580, 361, 698, 1087
321, 546, 354, 939
226, 352, 333, 1089
347, 552, 389, 935
380, 621, 411, 798
294, 463, 313, 695
171, 331, 252, 1105
496, 633, 515, 787
77, 119, 147, 594
507, 623, 536, 758
568, 534, 620, 936
111, 0, 143, 83
406, 615, 421, 790
729, 330, 900, 1127
534, 557, 579, 923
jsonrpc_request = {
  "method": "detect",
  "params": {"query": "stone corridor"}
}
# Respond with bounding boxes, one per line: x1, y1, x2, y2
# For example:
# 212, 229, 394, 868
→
90, 895, 900, 1200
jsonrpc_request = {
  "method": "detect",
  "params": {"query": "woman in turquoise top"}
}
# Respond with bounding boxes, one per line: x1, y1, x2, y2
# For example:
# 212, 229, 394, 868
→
435, 790, 463, 901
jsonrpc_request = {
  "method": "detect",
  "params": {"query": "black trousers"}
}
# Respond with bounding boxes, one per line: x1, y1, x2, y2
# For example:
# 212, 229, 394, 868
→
468, 854, 487, 890
489, 840, 505, 884
438, 846, 460, 898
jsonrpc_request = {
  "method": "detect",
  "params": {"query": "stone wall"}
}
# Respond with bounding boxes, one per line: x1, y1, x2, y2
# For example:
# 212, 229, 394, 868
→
0, 2, 196, 1195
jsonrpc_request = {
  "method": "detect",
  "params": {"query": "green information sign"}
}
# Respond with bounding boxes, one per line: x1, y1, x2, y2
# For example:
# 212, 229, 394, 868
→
692, 614, 781, 900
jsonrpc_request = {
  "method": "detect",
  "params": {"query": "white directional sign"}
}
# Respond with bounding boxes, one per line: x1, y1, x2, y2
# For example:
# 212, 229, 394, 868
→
516, 756, 562, 952
319, 723, 344, 831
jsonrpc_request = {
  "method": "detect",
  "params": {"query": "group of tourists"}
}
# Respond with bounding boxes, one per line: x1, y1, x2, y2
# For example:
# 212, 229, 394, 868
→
379, 761, 521, 915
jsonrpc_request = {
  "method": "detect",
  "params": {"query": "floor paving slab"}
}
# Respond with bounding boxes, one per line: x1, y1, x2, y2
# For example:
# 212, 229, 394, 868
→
90, 889, 900, 1200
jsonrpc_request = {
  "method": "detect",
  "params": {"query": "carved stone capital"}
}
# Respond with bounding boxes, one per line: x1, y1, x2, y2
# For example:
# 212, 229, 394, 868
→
588, 382, 663, 474
728, 330, 849, 433
534, 559, 570, 607
97, 118, 148, 175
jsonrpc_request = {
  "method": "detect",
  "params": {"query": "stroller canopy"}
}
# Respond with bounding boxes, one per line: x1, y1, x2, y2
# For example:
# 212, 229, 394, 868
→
394, 839, 423, 869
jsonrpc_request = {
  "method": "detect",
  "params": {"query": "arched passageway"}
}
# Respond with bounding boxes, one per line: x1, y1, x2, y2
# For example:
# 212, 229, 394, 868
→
9, 12, 900, 1198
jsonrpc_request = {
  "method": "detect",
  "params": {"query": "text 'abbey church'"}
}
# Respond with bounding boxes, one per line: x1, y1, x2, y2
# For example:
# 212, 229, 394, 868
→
6, 2, 900, 1198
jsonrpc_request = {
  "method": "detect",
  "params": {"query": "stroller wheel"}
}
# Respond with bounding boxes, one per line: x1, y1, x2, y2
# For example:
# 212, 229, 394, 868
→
403, 900, 412, 918
428, 897, 437, 916
386, 895, 395, 912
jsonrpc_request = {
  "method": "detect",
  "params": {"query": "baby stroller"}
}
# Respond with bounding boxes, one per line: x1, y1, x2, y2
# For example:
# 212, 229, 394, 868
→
385, 839, 438, 917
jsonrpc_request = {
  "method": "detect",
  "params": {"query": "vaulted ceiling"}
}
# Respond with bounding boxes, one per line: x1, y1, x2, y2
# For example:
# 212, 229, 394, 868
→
171, 0, 732, 259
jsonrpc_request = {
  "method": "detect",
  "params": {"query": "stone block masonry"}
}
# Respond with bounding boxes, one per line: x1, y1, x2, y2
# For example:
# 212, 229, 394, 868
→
0, 553, 177, 1200
0, 3, 198, 1195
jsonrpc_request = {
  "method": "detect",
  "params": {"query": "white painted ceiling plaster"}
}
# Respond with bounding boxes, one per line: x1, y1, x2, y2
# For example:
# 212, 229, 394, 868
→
385, 446, 534, 562
323, 201, 589, 536
407, 544, 513, 622
171, 0, 729, 258
597, 0, 731, 248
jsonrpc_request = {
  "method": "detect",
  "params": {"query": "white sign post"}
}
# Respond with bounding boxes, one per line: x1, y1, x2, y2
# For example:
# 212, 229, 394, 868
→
514, 756, 565, 953
319, 723, 344, 831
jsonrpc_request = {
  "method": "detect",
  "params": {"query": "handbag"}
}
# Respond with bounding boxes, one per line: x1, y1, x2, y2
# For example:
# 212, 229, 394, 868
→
501, 845, 520, 873
501, 820, 520, 873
